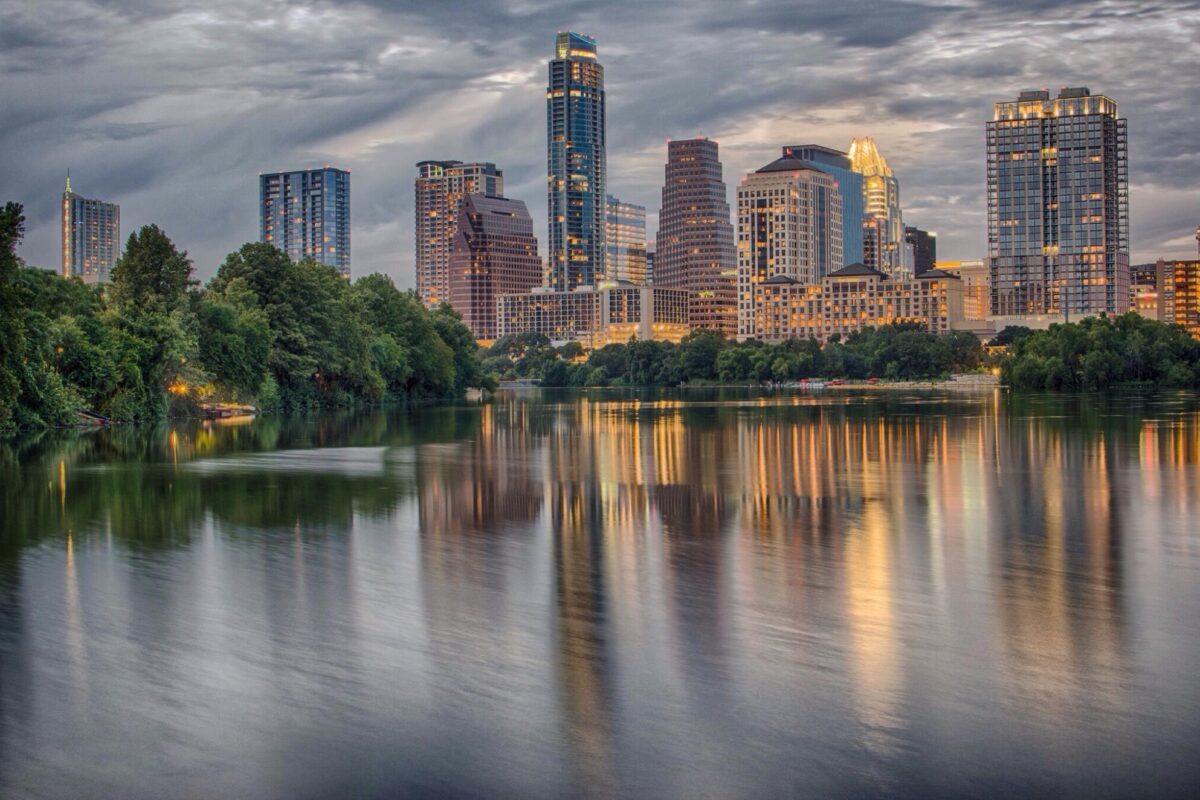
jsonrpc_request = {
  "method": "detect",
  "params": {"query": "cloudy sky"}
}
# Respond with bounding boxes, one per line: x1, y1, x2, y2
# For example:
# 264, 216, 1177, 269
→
3, 0, 1199, 284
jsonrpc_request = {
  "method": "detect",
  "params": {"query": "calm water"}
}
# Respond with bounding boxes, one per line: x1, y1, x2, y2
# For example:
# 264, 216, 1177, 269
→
1, 389, 1199, 798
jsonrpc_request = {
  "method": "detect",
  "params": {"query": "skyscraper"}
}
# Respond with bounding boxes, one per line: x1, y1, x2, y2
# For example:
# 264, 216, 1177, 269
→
61, 176, 119, 284
905, 225, 937, 275
546, 31, 607, 290
736, 155, 843, 340
782, 144, 864, 265
415, 160, 505, 308
605, 195, 647, 284
260, 167, 351, 277
448, 194, 541, 343
986, 87, 1129, 318
655, 138, 738, 337
848, 137, 904, 274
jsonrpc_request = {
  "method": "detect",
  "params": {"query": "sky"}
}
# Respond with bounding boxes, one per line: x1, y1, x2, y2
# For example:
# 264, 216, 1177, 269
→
3, 0, 1199, 285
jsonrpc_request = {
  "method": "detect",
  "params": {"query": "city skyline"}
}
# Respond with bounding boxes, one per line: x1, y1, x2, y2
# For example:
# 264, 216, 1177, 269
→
3, 1, 1199, 283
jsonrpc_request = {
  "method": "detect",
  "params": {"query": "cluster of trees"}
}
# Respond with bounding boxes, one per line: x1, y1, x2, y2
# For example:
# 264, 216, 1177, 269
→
483, 326, 985, 387
0, 202, 490, 433
1001, 313, 1200, 389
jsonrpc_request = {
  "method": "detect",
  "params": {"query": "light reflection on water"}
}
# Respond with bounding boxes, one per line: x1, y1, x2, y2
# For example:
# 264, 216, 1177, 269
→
1, 389, 1199, 798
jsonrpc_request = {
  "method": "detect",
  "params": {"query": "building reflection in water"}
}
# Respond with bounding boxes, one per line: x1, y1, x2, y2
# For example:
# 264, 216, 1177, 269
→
3, 390, 1199, 796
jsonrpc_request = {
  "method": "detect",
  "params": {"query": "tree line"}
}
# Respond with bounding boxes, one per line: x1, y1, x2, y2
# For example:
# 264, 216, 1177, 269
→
1000, 313, 1200, 389
483, 326, 986, 387
0, 202, 491, 433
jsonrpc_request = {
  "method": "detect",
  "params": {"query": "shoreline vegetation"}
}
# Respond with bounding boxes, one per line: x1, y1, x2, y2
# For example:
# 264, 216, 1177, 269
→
1, 202, 492, 435
6, 200, 1200, 435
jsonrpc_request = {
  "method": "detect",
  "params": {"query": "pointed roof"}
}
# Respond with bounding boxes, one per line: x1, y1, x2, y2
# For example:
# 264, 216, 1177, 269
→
916, 268, 959, 280
848, 137, 893, 177
828, 263, 886, 278
755, 156, 827, 175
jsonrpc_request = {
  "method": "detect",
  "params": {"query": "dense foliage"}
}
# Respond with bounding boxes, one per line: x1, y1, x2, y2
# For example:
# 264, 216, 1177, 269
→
484, 326, 984, 387
1001, 313, 1200, 390
0, 204, 490, 433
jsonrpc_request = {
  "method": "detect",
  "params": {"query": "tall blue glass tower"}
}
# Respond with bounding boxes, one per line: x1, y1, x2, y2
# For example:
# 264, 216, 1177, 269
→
260, 167, 351, 277
546, 31, 606, 290
782, 144, 863, 266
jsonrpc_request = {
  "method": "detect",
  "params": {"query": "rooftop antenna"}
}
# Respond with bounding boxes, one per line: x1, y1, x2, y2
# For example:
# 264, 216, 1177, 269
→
65, 169, 72, 194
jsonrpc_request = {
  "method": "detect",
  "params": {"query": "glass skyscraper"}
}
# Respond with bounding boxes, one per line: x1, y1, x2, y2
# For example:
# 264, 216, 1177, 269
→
848, 137, 904, 274
605, 195, 647, 284
546, 31, 607, 290
986, 87, 1129, 318
61, 175, 120, 285
782, 144, 863, 266
260, 167, 351, 278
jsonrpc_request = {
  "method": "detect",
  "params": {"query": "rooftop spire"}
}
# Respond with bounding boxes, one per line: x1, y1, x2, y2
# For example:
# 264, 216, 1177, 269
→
64, 169, 72, 194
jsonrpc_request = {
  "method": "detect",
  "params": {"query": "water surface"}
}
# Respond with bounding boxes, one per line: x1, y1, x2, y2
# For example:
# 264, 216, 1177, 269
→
2, 389, 1199, 798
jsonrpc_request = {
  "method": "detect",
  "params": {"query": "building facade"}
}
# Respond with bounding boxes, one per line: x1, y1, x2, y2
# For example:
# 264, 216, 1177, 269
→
496, 284, 689, 347
61, 176, 119, 284
752, 263, 962, 343
935, 260, 989, 321
1157, 259, 1200, 339
655, 138, 738, 337
848, 137, 904, 274
415, 160, 504, 308
783, 144, 864, 265
736, 156, 843, 340
905, 226, 937, 275
605, 195, 647, 284
448, 194, 542, 343
547, 31, 607, 290
986, 87, 1129, 318
260, 167, 351, 277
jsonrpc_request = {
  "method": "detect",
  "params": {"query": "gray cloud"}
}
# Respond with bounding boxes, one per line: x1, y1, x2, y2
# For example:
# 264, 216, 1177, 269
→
2, 0, 1198, 284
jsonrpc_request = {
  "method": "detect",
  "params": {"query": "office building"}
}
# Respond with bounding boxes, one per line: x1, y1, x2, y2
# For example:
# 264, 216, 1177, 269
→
415, 160, 504, 308
260, 167, 351, 277
986, 87, 1129, 318
849, 137, 904, 274
782, 144, 864, 265
1158, 259, 1200, 339
736, 155, 843, 340
655, 138, 738, 336
936, 260, 989, 322
448, 194, 541, 343
605, 195, 647, 284
753, 263, 962, 343
547, 31, 607, 290
906, 226, 937, 275
61, 176, 119, 284
496, 284, 689, 347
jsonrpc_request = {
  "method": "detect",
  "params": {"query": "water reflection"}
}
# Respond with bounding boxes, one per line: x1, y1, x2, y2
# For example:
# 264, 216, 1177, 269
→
1, 390, 1199, 797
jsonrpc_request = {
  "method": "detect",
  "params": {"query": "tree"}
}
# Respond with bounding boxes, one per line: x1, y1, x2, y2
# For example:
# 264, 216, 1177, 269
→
109, 224, 194, 310
0, 203, 26, 429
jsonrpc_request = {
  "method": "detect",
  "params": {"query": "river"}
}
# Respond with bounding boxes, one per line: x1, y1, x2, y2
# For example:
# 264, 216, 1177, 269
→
1, 388, 1198, 798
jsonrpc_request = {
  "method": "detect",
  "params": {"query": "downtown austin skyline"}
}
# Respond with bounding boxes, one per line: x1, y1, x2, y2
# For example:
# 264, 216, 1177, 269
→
3, 0, 1198, 282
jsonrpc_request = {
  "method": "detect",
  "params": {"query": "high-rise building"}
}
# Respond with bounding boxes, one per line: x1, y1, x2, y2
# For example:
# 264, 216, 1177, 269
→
782, 144, 864, 265
605, 195, 647, 284
260, 167, 351, 277
655, 138, 738, 336
849, 137, 904, 274
448, 194, 541, 343
546, 31, 607, 290
415, 160, 504, 308
986, 87, 1129, 318
905, 225, 937, 275
645, 248, 655, 284
61, 176, 119, 284
736, 155, 843, 340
